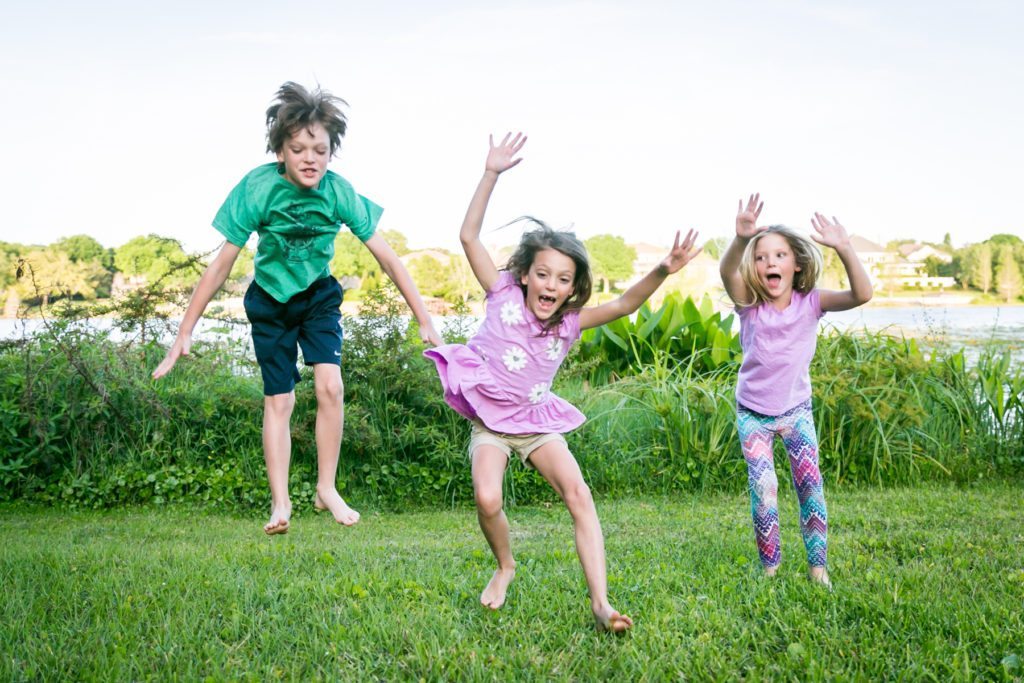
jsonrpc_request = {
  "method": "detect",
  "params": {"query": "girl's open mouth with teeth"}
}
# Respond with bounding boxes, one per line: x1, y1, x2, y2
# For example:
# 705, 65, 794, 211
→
539, 294, 557, 306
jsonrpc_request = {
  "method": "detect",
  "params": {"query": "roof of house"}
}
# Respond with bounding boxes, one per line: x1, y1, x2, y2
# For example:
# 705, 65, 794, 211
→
849, 235, 887, 253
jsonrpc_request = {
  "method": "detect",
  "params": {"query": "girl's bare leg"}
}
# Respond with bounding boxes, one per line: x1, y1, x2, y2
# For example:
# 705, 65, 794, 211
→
529, 441, 633, 632
263, 391, 295, 534
312, 364, 359, 525
472, 446, 516, 609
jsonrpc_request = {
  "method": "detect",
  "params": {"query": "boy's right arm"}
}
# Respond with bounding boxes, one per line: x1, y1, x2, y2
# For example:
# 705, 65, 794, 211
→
461, 132, 527, 292
151, 241, 242, 379
720, 193, 764, 305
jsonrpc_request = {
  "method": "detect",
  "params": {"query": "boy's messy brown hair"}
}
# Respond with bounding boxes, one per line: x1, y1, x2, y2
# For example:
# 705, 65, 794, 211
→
265, 82, 348, 157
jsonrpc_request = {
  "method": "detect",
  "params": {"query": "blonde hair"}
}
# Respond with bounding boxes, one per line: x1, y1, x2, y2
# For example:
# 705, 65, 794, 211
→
737, 225, 822, 307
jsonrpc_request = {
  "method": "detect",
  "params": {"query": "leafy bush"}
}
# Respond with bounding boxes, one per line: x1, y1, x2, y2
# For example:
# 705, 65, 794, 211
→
574, 292, 742, 384
0, 279, 1021, 509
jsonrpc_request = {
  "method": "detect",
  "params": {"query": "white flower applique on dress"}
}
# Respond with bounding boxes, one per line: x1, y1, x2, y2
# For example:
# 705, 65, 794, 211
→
502, 347, 527, 372
500, 301, 525, 326
528, 382, 548, 404
544, 337, 564, 361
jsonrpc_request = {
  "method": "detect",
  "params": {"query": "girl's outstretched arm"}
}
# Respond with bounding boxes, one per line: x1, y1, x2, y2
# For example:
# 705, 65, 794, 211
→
720, 193, 764, 305
364, 233, 443, 345
812, 213, 873, 312
152, 241, 242, 379
579, 229, 701, 330
461, 132, 527, 292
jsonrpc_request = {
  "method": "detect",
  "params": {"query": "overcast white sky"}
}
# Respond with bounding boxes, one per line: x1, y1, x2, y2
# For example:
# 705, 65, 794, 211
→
1, 0, 1022, 254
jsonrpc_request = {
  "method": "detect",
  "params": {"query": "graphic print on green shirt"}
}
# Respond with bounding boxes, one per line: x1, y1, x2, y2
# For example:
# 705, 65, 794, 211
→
213, 163, 382, 303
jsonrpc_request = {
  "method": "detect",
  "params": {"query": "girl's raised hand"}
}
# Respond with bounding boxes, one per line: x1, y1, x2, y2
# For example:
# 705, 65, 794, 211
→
736, 193, 765, 239
485, 132, 527, 175
810, 213, 851, 250
660, 229, 703, 275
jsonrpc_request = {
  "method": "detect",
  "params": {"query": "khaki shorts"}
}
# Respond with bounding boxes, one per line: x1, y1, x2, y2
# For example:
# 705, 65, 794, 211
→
468, 421, 567, 468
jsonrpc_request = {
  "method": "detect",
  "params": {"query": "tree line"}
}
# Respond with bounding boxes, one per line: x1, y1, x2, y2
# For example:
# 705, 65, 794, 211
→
2, 229, 1021, 311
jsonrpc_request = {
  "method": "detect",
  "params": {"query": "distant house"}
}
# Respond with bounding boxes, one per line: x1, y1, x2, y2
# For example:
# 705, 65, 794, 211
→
620, 242, 667, 289
851, 237, 955, 291
399, 249, 452, 267
898, 243, 952, 264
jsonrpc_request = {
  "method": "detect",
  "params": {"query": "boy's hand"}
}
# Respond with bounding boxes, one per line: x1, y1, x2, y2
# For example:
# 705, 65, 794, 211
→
485, 132, 527, 175
151, 334, 191, 379
659, 229, 702, 275
810, 213, 851, 250
736, 193, 765, 239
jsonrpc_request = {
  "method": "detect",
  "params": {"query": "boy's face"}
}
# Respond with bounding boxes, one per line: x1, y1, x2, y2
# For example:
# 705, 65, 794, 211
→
276, 121, 330, 190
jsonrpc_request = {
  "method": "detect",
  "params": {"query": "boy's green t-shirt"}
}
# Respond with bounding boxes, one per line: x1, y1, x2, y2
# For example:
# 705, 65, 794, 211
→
213, 163, 382, 303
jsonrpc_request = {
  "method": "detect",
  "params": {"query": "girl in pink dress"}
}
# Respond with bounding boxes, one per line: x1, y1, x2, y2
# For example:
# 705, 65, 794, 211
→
425, 133, 701, 631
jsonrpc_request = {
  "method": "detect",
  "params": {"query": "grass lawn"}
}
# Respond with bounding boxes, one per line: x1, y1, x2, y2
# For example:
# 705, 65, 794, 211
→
3, 483, 1022, 681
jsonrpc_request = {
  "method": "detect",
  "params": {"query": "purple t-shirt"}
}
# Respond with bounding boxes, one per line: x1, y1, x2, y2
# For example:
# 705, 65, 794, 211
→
424, 272, 585, 434
736, 289, 823, 416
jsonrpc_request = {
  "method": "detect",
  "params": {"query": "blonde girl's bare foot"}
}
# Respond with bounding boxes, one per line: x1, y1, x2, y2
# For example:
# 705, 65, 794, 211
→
809, 566, 832, 590
264, 505, 291, 535
593, 604, 633, 633
480, 567, 516, 610
314, 488, 361, 526
764, 565, 779, 577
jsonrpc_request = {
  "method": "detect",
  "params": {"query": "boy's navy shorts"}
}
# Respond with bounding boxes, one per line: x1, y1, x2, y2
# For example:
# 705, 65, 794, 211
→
243, 276, 344, 396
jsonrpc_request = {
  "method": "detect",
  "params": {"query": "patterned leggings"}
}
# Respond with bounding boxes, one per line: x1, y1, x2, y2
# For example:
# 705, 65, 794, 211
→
737, 400, 827, 568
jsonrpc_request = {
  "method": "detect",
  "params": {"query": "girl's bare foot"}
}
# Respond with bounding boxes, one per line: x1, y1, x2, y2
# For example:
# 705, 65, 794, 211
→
264, 504, 291, 535
809, 566, 832, 590
314, 487, 360, 526
593, 604, 633, 633
764, 564, 779, 577
480, 567, 516, 609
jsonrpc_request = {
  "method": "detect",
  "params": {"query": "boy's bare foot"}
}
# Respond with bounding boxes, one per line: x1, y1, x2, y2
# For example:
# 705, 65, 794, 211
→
314, 488, 360, 526
480, 567, 516, 609
264, 505, 291, 535
593, 604, 633, 633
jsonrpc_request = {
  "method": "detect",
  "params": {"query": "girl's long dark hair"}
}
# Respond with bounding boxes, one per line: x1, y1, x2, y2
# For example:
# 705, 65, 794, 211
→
502, 217, 593, 334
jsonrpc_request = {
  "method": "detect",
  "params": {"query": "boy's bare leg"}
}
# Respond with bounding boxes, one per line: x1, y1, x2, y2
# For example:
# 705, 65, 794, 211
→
472, 446, 516, 609
529, 442, 633, 632
311, 364, 359, 526
263, 391, 295, 534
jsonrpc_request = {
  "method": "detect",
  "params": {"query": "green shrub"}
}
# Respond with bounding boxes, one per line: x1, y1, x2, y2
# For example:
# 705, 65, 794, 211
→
0, 282, 1020, 509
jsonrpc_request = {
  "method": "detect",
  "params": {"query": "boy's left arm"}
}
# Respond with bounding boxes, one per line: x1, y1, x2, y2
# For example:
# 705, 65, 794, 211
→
579, 229, 701, 330
811, 213, 874, 312
363, 233, 443, 345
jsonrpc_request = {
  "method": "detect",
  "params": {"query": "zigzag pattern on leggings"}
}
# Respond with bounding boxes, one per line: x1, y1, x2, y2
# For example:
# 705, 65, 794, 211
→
737, 399, 827, 568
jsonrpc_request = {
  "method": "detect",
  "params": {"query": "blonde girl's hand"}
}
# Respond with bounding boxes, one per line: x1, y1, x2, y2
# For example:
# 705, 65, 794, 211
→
659, 229, 703, 275
810, 212, 852, 250
485, 132, 527, 175
736, 193, 765, 239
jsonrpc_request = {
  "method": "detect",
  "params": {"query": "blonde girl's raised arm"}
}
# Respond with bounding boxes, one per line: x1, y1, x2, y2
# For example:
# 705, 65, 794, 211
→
810, 213, 873, 312
720, 193, 765, 305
